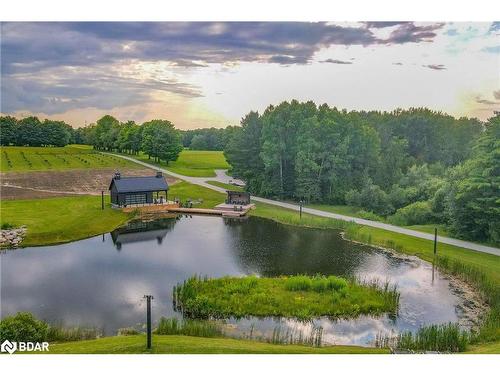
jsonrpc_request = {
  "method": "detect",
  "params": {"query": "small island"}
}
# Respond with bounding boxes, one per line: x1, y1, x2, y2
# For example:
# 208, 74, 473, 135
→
173, 275, 400, 320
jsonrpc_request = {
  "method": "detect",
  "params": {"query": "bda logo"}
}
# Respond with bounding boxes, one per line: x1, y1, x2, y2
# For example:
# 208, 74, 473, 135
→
1, 340, 17, 354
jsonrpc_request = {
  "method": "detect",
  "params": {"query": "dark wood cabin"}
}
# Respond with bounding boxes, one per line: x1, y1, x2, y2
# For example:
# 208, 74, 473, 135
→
226, 190, 251, 205
109, 171, 169, 207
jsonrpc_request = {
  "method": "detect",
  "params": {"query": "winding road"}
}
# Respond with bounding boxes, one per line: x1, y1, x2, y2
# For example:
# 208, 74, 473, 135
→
110, 153, 500, 257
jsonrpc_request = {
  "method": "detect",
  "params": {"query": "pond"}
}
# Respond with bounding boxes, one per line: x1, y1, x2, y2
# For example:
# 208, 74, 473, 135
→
0, 215, 476, 346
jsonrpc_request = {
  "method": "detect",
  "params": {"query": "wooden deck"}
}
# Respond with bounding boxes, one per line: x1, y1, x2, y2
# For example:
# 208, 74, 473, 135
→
121, 203, 180, 213
121, 202, 254, 217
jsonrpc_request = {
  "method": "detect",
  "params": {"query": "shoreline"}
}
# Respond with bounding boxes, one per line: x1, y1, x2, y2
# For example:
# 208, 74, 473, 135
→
340, 231, 490, 332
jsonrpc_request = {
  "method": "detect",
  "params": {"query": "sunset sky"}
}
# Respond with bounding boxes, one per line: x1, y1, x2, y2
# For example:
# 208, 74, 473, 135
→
1, 22, 499, 129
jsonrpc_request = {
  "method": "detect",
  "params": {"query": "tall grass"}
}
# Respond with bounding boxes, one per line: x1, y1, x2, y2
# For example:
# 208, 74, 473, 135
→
376, 323, 470, 352
284, 275, 348, 292
46, 326, 102, 342
435, 255, 500, 344
268, 325, 323, 347
155, 317, 225, 338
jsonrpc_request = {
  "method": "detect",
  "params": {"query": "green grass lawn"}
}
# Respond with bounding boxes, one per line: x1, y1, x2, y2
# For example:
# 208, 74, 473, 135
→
169, 181, 226, 208
1, 146, 140, 172
40, 334, 388, 354
175, 275, 399, 320
0, 195, 131, 246
0, 182, 225, 247
465, 341, 500, 354
133, 149, 229, 177
206, 181, 244, 192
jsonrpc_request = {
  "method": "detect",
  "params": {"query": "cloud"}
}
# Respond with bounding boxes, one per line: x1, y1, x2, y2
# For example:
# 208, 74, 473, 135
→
384, 23, 444, 44
321, 59, 353, 64
1, 64, 202, 114
0, 22, 446, 116
489, 22, 500, 32
475, 93, 500, 106
364, 22, 408, 29
392, 62, 403, 65
422, 64, 447, 70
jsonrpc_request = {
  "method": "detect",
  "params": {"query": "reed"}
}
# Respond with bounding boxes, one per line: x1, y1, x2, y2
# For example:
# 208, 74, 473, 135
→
268, 325, 324, 347
155, 317, 225, 338
46, 325, 102, 342
375, 323, 471, 352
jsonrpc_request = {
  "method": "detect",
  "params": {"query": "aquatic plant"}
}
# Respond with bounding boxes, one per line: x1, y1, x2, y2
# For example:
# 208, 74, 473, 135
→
174, 275, 400, 320
155, 317, 225, 338
269, 324, 323, 347
46, 325, 102, 342
375, 323, 470, 353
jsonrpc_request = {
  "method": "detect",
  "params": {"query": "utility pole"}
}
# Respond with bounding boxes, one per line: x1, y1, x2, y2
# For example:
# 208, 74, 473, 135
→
433, 227, 438, 256
101, 190, 104, 210
144, 295, 154, 349
299, 200, 303, 219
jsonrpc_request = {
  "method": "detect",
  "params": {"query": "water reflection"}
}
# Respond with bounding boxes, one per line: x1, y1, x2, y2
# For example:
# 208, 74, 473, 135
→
0, 215, 465, 346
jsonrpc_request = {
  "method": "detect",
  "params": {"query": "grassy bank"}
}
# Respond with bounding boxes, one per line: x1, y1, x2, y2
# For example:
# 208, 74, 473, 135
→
0, 195, 131, 246
39, 334, 387, 354
250, 202, 499, 351
130, 149, 229, 177
1, 146, 139, 172
174, 275, 399, 320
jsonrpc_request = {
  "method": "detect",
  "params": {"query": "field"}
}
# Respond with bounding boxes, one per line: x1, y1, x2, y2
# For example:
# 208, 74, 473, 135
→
133, 149, 229, 177
37, 334, 388, 354
0, 195, 131, 246
0, 167, 171, 200
1, 146, 140, 172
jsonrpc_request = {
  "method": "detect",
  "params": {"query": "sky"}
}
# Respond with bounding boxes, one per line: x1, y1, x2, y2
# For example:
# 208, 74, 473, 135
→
1, 22, 499, 129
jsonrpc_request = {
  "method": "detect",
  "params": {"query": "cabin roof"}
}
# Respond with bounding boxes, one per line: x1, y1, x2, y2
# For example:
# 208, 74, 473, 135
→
109, 175, 169, 193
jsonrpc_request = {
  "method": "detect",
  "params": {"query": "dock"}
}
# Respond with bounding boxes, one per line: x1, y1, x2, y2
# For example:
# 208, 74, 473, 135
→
121, 202, 255, 217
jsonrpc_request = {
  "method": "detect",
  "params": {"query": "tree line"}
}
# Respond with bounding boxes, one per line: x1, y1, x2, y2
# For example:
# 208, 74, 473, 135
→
0, 116, 75, 147
224, 101, 499, 244
180, 127, 238, 151
76, 115, 183, 164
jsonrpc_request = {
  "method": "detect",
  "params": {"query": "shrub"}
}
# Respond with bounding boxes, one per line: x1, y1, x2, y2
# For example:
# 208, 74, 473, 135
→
0, 312, 48, 342
357, 210, 383, 222
388, 201, 434, 226
1, 222, 14, 230
346, 182, 394, 216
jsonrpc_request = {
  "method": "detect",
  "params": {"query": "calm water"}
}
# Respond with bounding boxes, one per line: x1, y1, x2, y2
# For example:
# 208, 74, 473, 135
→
0, 215, 466, 346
